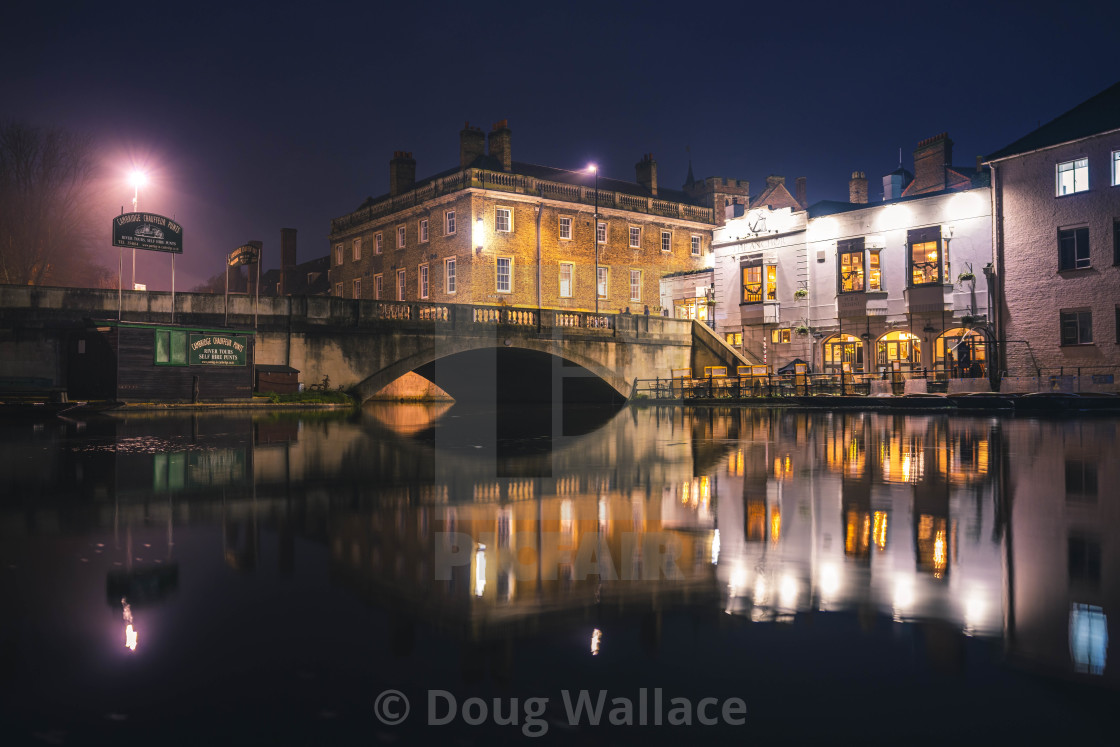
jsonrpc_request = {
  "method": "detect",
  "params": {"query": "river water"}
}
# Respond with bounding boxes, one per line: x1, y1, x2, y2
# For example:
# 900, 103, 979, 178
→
0, 404, 1115, 744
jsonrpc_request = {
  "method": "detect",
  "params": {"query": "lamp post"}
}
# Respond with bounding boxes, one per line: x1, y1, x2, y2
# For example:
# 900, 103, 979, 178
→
588, 164, 600, 315
129, 170, 147, 290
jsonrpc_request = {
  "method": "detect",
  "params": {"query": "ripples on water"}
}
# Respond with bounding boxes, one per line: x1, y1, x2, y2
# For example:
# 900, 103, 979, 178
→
0, 405, 1115, 743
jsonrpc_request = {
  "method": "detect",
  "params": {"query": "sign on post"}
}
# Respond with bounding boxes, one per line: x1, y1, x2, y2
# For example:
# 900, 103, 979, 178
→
229, 244, 260, 266
113, 213, 183, 253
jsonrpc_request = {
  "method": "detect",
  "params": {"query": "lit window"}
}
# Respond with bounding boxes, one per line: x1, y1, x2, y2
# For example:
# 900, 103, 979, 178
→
742, 260, 763, 304
496, 257, 512, 292
869, 250, 882, 291
1070, 603, 1108, 675
496, 207, 512, 233
419, 264, 428, 299
725, 332, 742, 346
445, 258, 456, 294
838, 238, 864, 292
1113, 151, 1120, 186
1060, 309, 1092, 345
397, 225, 406, 249
352, 237, 362, 261
629, 226, 641, 248
630, 269, 641, 302
397, 269, 406, 300
596, 221, 607, 244
1059, 226, 1090, 270
375, 232, 383, 254
691, 235, 701, 256
908, 227, 942, 286
559, 263, 573, 298
352, 278, 361, 298
154, 329, 187, 366
375, 274, 382, 299
661, 231, 671, 253
771, 328, 791, 344
419, 219, 429, 243
334, 244, 343, 265
766, 265, 777, 301
1056, 158, 1089, 195
445, 210, 456, 235
597, 267, 608, 298
559, 216, 572, 240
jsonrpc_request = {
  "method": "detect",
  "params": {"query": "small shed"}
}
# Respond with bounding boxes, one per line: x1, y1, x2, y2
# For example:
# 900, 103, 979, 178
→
255, 364, 300, 394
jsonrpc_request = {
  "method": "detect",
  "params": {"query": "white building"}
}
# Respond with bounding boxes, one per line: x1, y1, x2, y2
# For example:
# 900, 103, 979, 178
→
713, 134, 994, 387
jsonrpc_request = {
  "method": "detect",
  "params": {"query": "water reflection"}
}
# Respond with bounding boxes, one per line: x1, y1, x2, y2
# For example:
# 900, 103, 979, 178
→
0, 406, 1116, 739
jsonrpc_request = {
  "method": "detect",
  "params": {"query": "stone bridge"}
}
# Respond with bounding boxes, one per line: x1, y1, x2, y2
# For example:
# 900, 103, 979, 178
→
0, 285, 755, 403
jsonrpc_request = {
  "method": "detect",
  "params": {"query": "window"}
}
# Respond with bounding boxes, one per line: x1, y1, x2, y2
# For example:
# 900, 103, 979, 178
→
1057, 158, 1089, 195
1059, 226, 1091, 270
1065, 459, 1098, 501
630, 270, 642, 302
445, 258, 456, 294
869, 250, 882, 291
1113, 219, 1119, 265
496, 256, 512, 292
154, 329, 187, 366
445, 210, 456, 235
397, 269, 406, 301
765, 265, 777, 300
496, 207, 512, 233
838, 238, 865, 292
597, 221, 607, 244
375, 274, 383, 300
661, 231, 671, 253
397, 225, 406, 249
375, 232, 383, 254
742, 259, 763, 303
419, 264, 429, 299
908, 227, 942, 286
725, 332, 742, 347
1113, 150, 1120, 186
334, 244, 343, 265
352, 278, 361, 299
771, 328, 792, 344
597, 267, 608, 298
629, 226, 641, 248
1060, 309, 1092, 345
559, 262, 573, 298
559, 216, 572, 240
691, 235, 701, 256
334, 282, 343, 297
1068, 537, 1101, 584
352, 237, 362, 261
419, 219, 429, 243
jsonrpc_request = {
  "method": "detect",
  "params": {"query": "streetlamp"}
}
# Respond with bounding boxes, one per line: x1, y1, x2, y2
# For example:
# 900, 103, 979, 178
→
129, 170, 147, 290
588, 164, 600, 315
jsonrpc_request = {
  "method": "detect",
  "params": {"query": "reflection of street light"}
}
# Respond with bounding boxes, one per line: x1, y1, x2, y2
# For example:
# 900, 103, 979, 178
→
128, 170, 148, 290
587, 164, 600, 315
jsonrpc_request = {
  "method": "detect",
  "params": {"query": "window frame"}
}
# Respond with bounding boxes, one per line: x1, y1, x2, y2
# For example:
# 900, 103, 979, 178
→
558, 215, 572, 241
838, 238, 866, 293
741, 258, 763, 304
334, 282, 343, 297
629, 269, 642, 302
334, 244, 343, 266
445, 257, 456, 295
1058, 225, 1091, 271
419, 263, 429, 299
375, 232, 383, 254
419, 218, 429, 243
374, 273, 383, 300
690, 235, 701, 256
396, 269, 406, 301
1112, 219, 1120, 266
352, 277, 361, 299
770, 328, 792, 344
352, 237, 362, 261
660, 230, 671, 253
907, 227, 943, 287
597, 266, 609, 299
154, 328, 188, 366
868, 249, 883, 291
495, 207, 512, 233
596, 221, 607, 245
1056, 157, 1089, 196
496, 256, 513, 293
1113, 150, 1120, 187
1060, 309, 1093, 346
559, 262, 573, 298
445, 210, 456, 235
396, 225, 406, 249
629, 226, 642, 249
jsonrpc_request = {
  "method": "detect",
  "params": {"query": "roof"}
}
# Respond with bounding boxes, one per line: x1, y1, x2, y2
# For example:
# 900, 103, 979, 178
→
808, 174, 990, 218
985, 80, 1120, 162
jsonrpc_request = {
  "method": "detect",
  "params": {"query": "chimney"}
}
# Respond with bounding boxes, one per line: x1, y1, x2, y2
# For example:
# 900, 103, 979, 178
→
487, 120, 512, 171
279, 228, 297, 295
459, 122, 485, 168
795, 176, 807, 209
765, 175, 785, 189
910, 132, 953, 195
849, 171, 868, 204
389, 151, 416, 196
246, 240, 263, 297
635, 153, 658, 195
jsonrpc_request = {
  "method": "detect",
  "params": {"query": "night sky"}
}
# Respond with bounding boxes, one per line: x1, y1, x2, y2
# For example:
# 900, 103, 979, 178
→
3, 0, 1117, 291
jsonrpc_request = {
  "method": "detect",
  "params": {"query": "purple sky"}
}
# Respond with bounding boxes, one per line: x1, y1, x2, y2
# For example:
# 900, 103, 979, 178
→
3, 0, 1117, 291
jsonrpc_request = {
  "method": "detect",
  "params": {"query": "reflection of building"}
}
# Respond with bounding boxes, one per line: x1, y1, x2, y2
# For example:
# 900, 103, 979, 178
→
985, 82, 1120, 387
712, 134, 993, 386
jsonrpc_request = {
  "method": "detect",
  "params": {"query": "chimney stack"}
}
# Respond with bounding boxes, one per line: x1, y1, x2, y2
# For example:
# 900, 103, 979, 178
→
487, 120, 512, 171
849, 171, 868, 204
765, 175, 785, 189
246, 240, 263, 297
389, 151, 416, 196
459, 122, 485, 168
635, 153, 658, 195
795, 176, 807, 209
279, 228, 297, 295
910, 132, 953, 195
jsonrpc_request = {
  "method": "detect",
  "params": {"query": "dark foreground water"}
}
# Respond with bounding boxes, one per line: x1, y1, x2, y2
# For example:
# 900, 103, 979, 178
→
0, 405, 1116, 745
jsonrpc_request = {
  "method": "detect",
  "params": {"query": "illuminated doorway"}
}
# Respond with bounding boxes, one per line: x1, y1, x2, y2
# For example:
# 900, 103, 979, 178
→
876, 331, 921, 372
824, 334, 863, 374
936, 328, 988, 378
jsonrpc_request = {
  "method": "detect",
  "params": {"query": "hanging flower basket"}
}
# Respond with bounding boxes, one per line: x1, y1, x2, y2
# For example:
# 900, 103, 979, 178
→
793, 288, 809, 300
794, 324, 810, 337
957, 271, 975, 283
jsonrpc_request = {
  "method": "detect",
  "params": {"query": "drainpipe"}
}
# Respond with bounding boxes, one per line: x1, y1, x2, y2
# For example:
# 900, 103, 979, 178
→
988, 162, 1005, 381
535, 198, 543, 332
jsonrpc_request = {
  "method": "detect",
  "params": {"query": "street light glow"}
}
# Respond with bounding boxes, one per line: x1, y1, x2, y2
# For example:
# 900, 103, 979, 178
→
587, 163, 597, 173
129, 170, 148, 189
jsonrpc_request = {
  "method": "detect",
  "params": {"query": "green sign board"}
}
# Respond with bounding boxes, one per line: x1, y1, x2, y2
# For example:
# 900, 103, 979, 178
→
112, 212, 184, 254
188, 334, 248, 366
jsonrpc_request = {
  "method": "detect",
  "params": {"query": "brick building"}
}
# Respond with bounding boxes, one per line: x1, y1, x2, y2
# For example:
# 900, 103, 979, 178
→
985, 82, 1120, 388
328, 121, 722, 314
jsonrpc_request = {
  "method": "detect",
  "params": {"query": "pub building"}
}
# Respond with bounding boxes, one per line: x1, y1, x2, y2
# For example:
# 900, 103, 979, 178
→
68, 321, 255, 402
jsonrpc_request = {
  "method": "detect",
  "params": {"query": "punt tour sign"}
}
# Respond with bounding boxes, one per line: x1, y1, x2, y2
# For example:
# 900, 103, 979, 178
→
112, 212, 184, 253
188, 334, 247, 366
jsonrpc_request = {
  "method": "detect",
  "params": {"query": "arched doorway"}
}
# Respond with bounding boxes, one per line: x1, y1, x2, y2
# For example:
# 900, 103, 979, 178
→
876, 331, 921, 372
824, 334, 864, 374
936, 328, 989, 378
